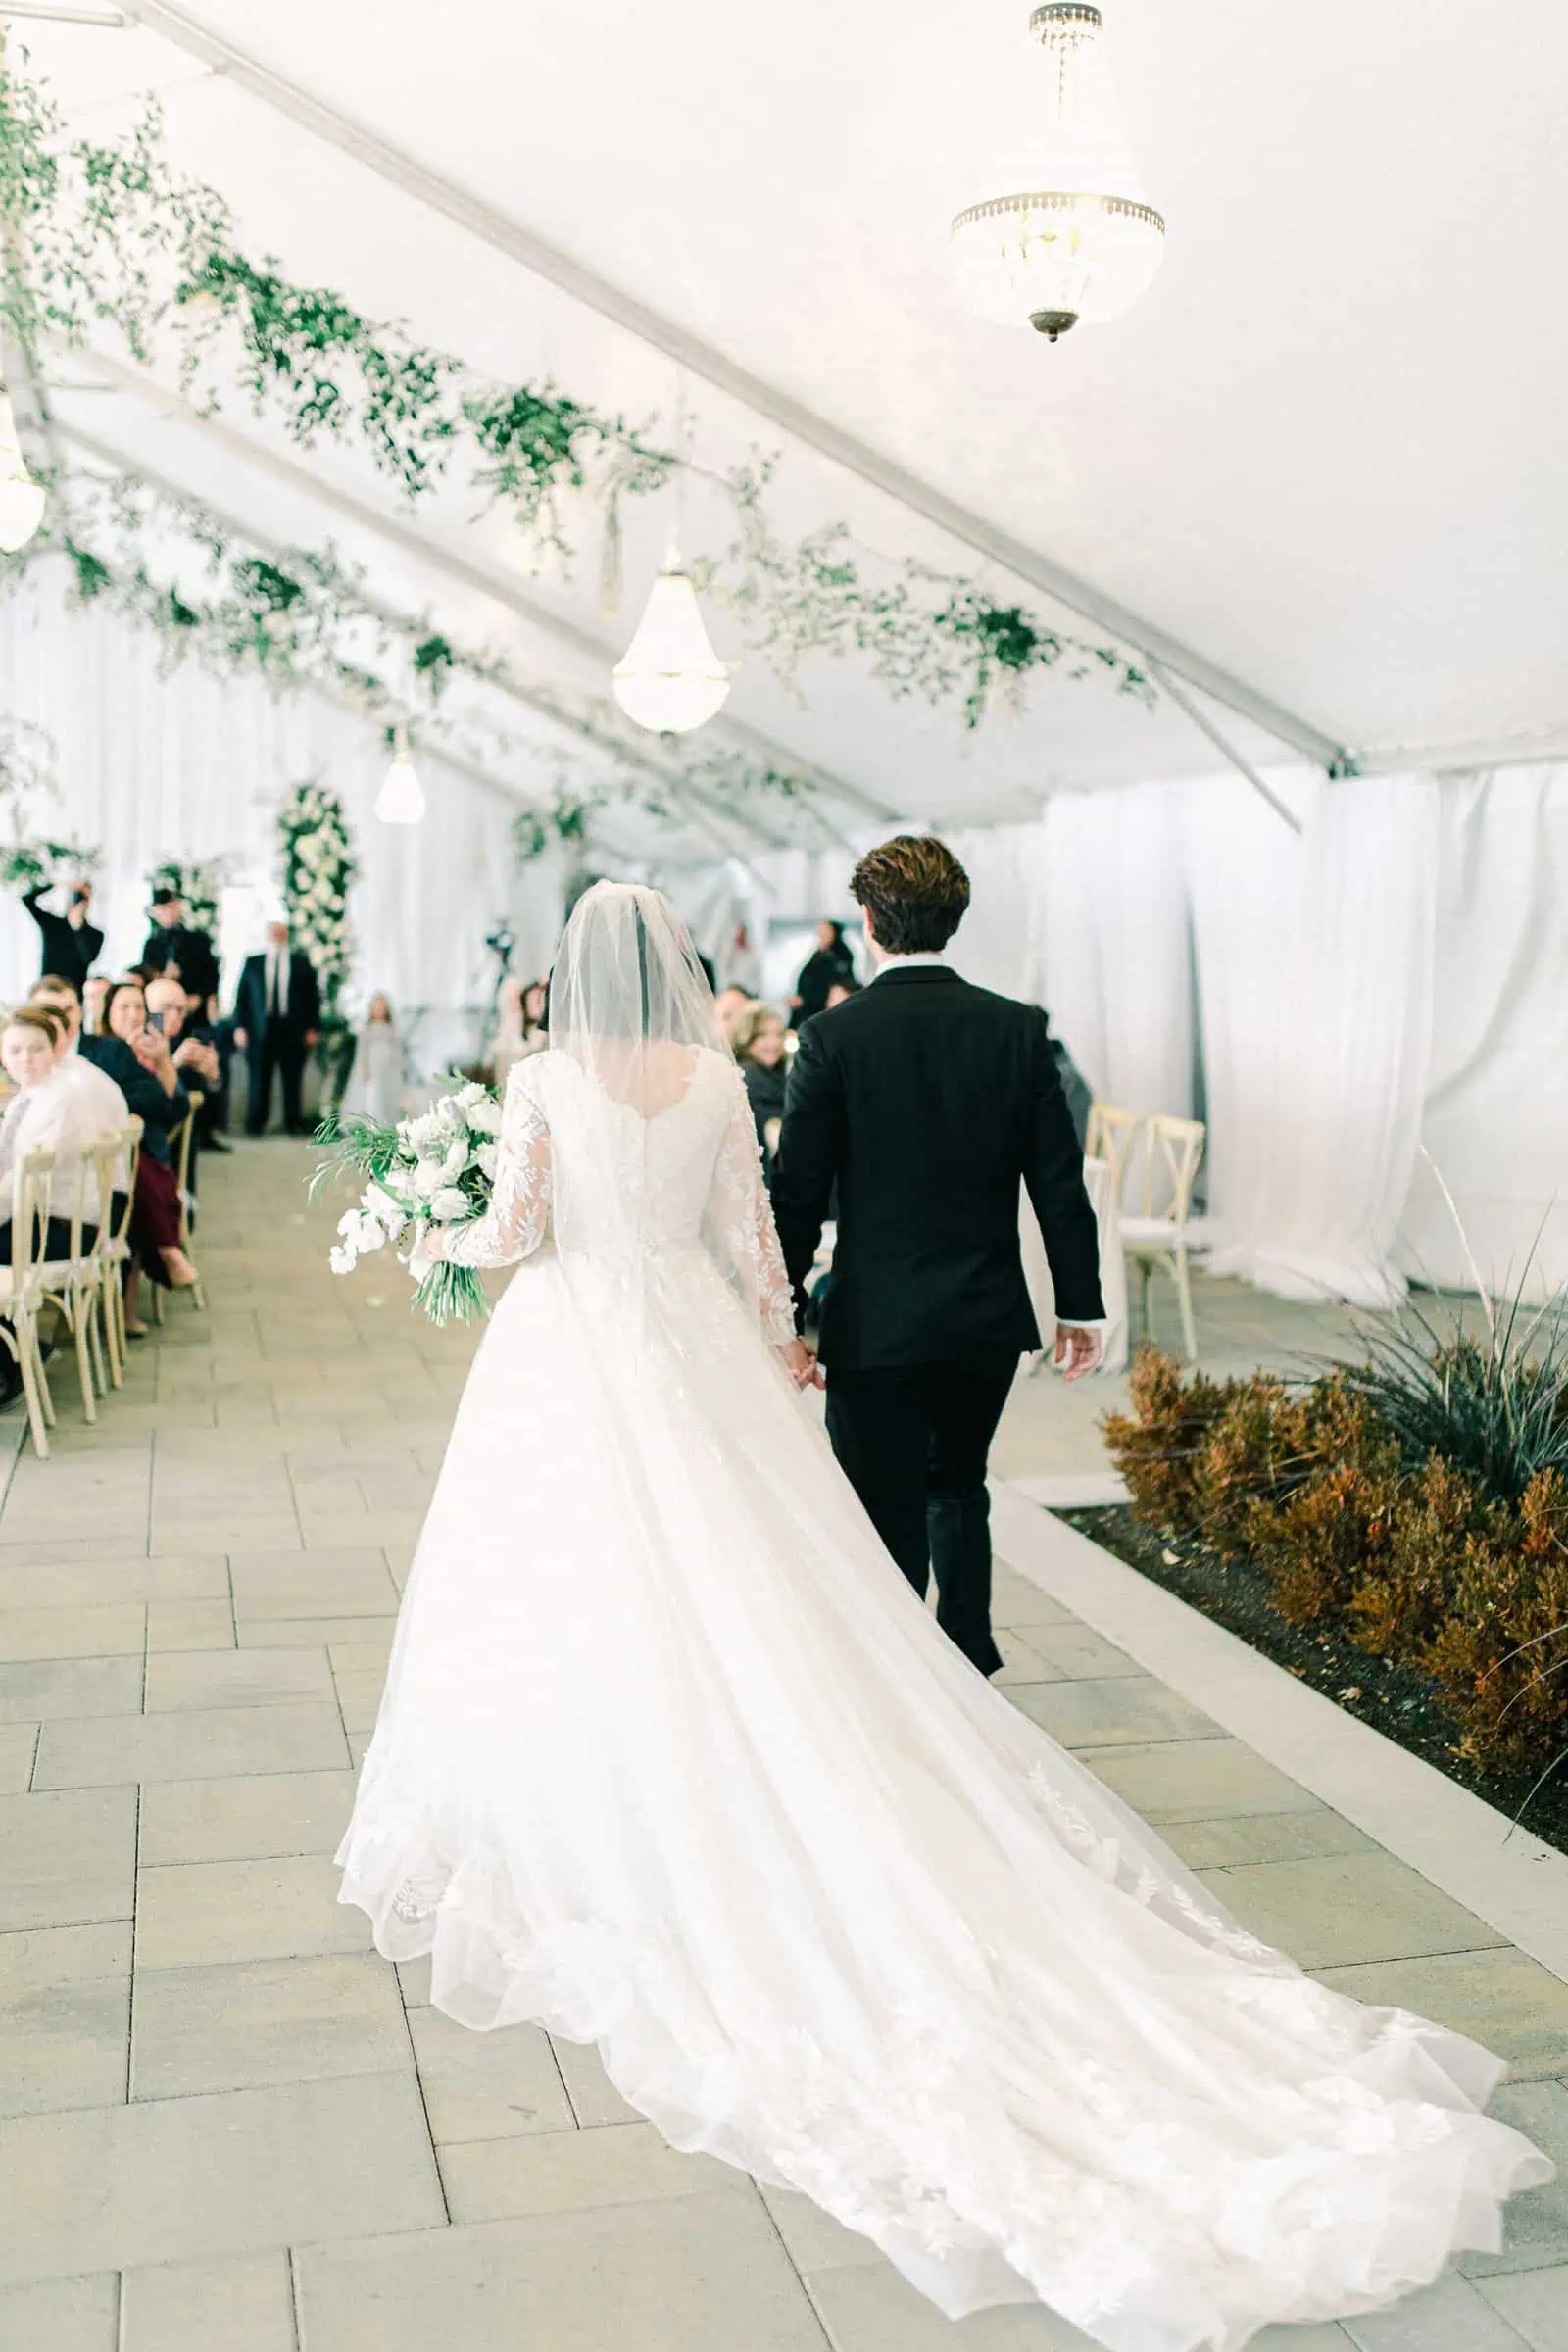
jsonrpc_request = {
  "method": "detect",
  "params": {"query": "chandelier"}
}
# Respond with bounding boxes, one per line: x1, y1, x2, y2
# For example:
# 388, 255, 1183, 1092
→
612, 564, 730, 736
952, 4, 1165, 342
374, 725, 425, 825
0, 388, 46, 554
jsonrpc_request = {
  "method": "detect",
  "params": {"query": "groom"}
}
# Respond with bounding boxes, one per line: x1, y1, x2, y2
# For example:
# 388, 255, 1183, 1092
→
771, 835, 1104, 1675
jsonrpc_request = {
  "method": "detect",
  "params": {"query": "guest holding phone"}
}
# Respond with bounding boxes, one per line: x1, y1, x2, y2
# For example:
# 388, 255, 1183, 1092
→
20, 876, 103, 990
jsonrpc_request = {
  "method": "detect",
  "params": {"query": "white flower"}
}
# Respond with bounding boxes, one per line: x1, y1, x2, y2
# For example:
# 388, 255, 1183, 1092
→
328, 1243, 355, 1276
466, 1097, 503, 1136
411, 1158, 443, 1199
476, 1141, 499, 1181
456, 1081, 487, 1109
364, 1181, 408, 1237
440, 1136, 469, 1182
429, 1186, 469, 1221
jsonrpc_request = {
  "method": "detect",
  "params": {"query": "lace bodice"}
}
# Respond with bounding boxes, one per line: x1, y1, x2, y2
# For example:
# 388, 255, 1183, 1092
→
427, 1049, 796, 1344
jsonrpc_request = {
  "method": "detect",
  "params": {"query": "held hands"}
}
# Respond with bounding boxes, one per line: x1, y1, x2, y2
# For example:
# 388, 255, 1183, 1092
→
1054, 1322, 1103, 1382
777, 1337, 824, 1392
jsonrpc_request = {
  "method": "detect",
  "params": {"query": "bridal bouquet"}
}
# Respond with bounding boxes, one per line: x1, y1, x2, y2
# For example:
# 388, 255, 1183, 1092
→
312, 1081, 503, 1325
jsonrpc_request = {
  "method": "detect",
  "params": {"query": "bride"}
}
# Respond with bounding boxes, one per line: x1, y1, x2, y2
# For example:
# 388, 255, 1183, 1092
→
337, 882, 1548, 2352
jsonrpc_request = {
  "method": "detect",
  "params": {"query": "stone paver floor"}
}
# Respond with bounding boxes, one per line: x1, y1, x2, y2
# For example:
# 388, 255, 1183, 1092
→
0, 1143, 1563, 2351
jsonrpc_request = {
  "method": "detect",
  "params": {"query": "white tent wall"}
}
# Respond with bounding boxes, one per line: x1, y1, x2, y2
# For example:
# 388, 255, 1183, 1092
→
0, 584, 533, 1063
1396, 769, 1568, 1302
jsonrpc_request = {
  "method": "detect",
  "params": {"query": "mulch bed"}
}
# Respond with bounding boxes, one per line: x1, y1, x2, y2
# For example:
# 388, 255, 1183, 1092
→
1056, 1504, 1568, 1863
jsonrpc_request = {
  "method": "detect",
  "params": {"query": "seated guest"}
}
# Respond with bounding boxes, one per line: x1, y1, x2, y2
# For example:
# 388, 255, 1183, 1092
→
29, 977, 130, 1134
825, 977, 860, 1011
82, 978, 198, 1331
732, 1002, 789, 1174
145, 975, 220, 1188
0, 1005, 112, 1259
81, 972, 109, 1036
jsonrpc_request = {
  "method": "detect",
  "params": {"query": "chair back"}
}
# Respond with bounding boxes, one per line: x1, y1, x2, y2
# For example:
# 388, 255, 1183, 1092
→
170, 1093, 202, 1237
86, 1132, 123, 1272
111, 1119, 143, 1253
1132, 1113, 1207, 1225
1085, 1102, 1142, 1211
10, 1148, 55, 1283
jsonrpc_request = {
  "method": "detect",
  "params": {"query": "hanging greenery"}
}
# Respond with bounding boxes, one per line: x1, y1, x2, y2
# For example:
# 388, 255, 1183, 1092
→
278, 779, 355, 1012
0, 49, 1152, 742
0, 716, 101, 889
511, 796, 594, 866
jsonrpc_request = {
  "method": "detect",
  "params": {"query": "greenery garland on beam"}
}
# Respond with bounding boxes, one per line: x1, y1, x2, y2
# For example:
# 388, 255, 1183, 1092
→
0, 49, 1153, 737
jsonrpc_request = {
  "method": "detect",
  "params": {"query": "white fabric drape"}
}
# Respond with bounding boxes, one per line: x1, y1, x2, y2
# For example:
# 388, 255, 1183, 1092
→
1183, 769, 1438, 1306
1396, 767, 1568, 1301
1033, 784, 1194, 1117
0, 582, 541, 1045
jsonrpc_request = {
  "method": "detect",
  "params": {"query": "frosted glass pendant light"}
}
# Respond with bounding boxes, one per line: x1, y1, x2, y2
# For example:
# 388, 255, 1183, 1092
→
612, 564, 730, 735
374, 725, 425, 824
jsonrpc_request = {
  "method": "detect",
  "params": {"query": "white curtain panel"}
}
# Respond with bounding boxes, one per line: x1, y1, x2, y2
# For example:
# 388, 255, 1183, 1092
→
0, 582, 533, 1044
1396, 767, 1568, 1301
1183, 769, 1438, 1306
1032, 784, 1194, 1116
943, 820, 1041, 1000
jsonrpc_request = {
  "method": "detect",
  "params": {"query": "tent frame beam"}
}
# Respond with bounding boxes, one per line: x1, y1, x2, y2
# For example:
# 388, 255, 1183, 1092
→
71, 349, 891, 837
117, 0, 1348, 774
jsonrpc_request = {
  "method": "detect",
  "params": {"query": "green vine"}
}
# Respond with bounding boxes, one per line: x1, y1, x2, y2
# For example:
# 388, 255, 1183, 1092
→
0, 48, 1155, 744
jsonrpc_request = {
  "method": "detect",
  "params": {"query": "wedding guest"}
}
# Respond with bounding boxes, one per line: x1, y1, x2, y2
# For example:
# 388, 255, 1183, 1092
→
140, 886, 220, 1011
83, 978, 197, 1330
732, 1002, 789, 1174
28, 977, 130, 1223
488, 975, 548, 1091
715, 985, 750, 1049
791, 919, 855, 1025
346, 993, 410, 1125
233, 921, 320, 1136
825, 977, 861, 1010
80, 973, 109, 1035
20, 876, 103, 990
0, 1005, 113, 1259
724, 920, 763, 996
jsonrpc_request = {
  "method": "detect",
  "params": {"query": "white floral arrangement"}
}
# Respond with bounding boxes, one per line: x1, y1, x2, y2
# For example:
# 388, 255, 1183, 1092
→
279, 778, 356, 1008
311, 1081, 503, 1325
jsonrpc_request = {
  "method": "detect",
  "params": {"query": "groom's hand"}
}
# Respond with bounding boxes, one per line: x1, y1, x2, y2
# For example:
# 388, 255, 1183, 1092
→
1054, 1323, 1103, 1382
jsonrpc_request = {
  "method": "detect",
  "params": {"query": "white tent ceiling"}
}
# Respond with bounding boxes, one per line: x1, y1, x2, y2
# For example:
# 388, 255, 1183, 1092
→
8, 0, 1568, 842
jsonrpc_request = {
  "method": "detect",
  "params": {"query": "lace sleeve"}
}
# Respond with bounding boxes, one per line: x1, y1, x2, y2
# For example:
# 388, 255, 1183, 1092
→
426, 1062, 552, 1270
711, 1081, 798, 1346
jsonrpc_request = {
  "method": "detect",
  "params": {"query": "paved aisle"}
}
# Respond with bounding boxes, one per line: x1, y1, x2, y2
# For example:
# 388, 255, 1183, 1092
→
0, 1147, 1563, 2350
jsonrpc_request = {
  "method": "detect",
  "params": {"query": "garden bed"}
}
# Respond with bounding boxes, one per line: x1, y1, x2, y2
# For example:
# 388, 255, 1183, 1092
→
1057, 1501, 1568, 1861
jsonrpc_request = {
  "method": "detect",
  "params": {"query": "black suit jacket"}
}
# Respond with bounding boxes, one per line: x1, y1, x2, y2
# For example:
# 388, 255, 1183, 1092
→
140, 924, 219, 1003
234, 950, 320, 1047
22, 888, 104, 988
771, 966, 1103, 1371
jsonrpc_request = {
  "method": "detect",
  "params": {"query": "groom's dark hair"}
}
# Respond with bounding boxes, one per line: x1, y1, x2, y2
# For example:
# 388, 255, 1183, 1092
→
850, 835, 970, 956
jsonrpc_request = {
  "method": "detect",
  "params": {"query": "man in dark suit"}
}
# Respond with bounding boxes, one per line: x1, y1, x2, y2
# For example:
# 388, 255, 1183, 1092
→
21, 877, 103, 989
140, 887, 220, 1008
233, 921, 320, 1136
772, 836, 1103, 1675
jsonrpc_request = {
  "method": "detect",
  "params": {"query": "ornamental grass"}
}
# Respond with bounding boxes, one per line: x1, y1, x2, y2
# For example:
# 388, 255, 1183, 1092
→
1103, 1313, 1568, 1782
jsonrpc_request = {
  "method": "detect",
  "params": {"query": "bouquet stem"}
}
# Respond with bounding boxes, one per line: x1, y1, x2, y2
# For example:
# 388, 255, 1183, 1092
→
411, 1262, 489, 1328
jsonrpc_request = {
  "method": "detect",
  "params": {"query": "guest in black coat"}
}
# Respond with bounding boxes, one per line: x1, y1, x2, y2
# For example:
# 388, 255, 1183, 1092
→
772, 836, 1103, 1675
790, 920, 856, 1026
21, 878, 103, 989
233, 922, 321, 1136
140, 887, 220, 1008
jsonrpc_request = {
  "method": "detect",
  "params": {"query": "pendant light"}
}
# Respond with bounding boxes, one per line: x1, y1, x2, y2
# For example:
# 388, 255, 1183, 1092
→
612, 377, 729, 735
374, 725, 425, 825
952, 4, 1165, 341
0, 388, 46, 555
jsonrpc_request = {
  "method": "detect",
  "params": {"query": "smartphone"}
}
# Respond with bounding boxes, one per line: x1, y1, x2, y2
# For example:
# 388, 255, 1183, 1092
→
145, 1010, 165, 1037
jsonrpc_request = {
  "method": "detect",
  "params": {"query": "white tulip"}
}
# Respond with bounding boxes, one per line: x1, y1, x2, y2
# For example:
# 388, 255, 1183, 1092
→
430, 1186, 470, 1221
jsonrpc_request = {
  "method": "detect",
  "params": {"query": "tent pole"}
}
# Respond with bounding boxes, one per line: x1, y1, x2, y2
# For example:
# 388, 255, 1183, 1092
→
115, 0, 1348, 774
1146, 661, 1304, 837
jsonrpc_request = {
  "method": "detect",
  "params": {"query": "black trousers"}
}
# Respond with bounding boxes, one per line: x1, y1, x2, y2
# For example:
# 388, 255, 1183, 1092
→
246, 1022, 306, 1136
824, 1348, 1019, 1676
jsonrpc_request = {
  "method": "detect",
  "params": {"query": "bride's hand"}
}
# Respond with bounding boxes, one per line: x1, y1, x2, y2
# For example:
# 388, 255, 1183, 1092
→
777, 1337, 824, 1392
408, 1224, 444, 1282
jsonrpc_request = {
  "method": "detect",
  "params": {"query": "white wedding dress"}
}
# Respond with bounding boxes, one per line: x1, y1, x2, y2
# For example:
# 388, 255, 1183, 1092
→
338, 889, 1547, 2352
